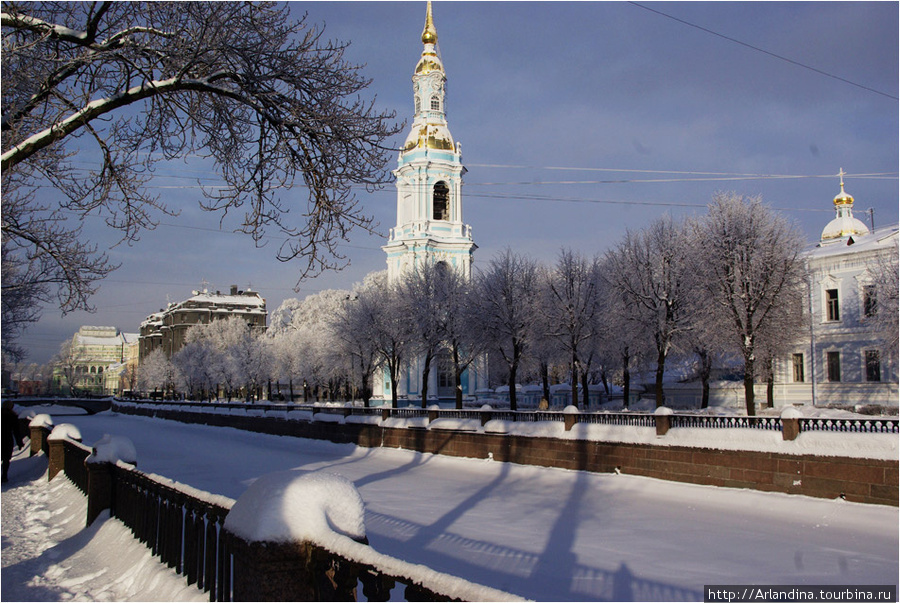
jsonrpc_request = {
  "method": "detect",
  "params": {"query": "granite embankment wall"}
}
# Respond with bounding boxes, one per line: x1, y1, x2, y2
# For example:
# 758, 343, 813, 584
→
112, 403, 898, 506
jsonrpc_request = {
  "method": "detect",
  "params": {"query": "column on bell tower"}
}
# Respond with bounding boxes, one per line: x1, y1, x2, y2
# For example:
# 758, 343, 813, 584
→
384, 1, 476, 284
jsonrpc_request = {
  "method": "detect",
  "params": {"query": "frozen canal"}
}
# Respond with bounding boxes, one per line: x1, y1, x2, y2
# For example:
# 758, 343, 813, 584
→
18, 411, 900, 601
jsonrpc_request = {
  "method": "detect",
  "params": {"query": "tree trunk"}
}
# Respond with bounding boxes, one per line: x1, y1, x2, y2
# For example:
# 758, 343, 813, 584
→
581, 370, 590, 409
655, 347, 666, 408
698, 348, 711, 410
420, 351, 433, 409
541, 361, 551, 406
571, 351, 579, 409
508, 353, 519, 412
389, 361, 399, 409
743, 359, 756, 416
621, 348, 630, 409
454, 347, 463, 410
289, 378, 294, 403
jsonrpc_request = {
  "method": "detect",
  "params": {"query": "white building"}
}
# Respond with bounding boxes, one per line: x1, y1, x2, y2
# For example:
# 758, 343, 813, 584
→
777, 174, 898, 407
374, 3, 485, 404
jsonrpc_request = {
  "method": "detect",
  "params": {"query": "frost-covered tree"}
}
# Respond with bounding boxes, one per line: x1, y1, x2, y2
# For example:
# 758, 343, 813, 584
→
53, 338, 85, 396
694, 193, 807, 416
173, 338, 214, 401
138, 347, 177, 398
433, 263, 484, 410
1, 2, 401, 338
603, 216, 697, 408
352, 272, 412, 408
866, 240, 899, 351
541, 249, 603, 409
475, 250, 540, 410
332, 272, 383, 406
398, 262, 450, 407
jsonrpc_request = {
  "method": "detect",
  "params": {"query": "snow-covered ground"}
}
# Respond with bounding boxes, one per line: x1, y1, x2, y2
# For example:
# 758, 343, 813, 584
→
2, 408, 898, 601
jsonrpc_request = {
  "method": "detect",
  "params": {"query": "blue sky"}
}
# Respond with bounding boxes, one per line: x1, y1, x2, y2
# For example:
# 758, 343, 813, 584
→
16, 1, 899, 365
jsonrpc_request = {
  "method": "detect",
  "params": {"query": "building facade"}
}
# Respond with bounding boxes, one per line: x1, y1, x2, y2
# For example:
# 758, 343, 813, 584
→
375, 3, 485, 403
139, 285, 267, 361
775, 174, 898, 407
53, 326, 139, 396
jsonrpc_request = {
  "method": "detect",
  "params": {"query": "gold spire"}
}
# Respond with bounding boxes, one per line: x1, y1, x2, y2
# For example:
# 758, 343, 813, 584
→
833, 167, 854, 206
422, 1, 437, 45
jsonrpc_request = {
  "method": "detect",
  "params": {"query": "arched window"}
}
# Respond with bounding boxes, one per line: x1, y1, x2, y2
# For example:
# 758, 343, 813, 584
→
432, 181, 449, 221
430, 95, 440, 111
415, 96, 421, 114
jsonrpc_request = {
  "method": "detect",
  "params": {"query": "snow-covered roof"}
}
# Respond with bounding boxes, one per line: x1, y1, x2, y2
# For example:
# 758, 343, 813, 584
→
807, 223, 898, 261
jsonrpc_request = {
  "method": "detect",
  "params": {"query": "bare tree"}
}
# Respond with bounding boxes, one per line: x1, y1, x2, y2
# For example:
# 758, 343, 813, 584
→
53, 338, 85, 396
353, 272, 412, 409
603, 216, 698, 408
694, 193, 807, 416
398, 263, 447, 407
474, 250, 540, 411
332, 273, 384, 407
433, 263, 484, 410
1, 2, 402, 348
541, 249, 603, 409
138, 347, 177, 398
866, 239, 899, 351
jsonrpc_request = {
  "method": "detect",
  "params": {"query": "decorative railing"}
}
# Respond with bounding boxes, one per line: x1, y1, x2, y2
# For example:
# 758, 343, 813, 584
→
49, 432, 523, 602
110, 466, 233, 601
799, 417, 899, 434
669, 414, 783, 431
112, 399, 899, 440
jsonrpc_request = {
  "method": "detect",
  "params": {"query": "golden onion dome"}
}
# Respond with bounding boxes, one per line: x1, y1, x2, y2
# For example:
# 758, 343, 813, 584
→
416, 54, 443, 75
421, 1, 438, 45
833, 168, 854, 206
402, 123, 455, 152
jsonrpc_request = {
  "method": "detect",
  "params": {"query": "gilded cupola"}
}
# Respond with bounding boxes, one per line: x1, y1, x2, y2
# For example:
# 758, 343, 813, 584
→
821, 169, 870, 242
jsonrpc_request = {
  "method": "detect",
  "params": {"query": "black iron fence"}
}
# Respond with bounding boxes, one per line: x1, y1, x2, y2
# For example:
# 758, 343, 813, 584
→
113, 399, 899, 436
50, 433, 521, 602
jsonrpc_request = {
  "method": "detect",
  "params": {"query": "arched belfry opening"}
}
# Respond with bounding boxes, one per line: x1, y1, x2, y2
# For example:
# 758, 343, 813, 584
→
433, 181, 449, 221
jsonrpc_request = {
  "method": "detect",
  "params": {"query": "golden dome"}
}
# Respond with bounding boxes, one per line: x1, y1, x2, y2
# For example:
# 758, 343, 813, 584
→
833, 168, 854, 206
421, 1, 437, 45
416, 54, 443, 75
402, 123, 455, 152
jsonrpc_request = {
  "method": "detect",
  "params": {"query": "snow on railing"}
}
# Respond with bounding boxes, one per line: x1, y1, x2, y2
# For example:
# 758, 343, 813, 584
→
111, 398, 897, 437
51, 428, 526, 601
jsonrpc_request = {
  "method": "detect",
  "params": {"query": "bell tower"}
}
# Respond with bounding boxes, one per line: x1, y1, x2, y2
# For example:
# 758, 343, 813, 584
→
384, 1, 476, 283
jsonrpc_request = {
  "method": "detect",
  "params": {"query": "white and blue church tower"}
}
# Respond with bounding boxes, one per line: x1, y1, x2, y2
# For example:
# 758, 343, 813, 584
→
383, 1, 476, 282
377, 2, 484, 403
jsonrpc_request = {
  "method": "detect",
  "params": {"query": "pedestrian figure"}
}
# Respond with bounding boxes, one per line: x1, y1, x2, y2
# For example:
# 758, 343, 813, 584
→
2, 400, 25, 482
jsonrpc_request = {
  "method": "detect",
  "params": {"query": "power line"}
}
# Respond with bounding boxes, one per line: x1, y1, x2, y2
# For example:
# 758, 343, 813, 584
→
629, 2, 898, 101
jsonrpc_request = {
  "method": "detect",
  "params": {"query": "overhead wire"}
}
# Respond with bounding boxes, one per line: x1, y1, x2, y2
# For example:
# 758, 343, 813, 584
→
628, 2, 898, 101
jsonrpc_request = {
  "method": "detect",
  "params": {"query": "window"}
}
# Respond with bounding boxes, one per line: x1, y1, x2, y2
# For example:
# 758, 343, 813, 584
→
863, 285, 877, 318
825, 288, 840, 321
432, 181, 449, 221
415, 96, 421, 114
792, 353, 804, 383
430, 95, 440, 111
826, 351, 841, 382
865, 350, 881, 382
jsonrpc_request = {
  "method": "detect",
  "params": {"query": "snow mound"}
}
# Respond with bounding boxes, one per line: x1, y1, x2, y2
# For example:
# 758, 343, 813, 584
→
29, 413, 54, 429
781, 406, 803, 419
654, 406, 674, 416
89, 434, 137, 465
48, 423, 82, 442
224, 470, 366, 545
562, 405, 579, 414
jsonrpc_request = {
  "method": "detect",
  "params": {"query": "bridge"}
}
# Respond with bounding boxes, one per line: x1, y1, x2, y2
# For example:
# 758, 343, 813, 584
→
8, 397, 113, 415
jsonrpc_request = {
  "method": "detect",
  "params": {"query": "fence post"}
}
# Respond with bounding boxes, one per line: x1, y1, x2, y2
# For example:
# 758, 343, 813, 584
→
781, 407, 802, 441
48, 438, 66, 480
224, 470, 367, 601
85, 459, 114, 526
29, 415, 53, 456
654, 406, 673, 436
